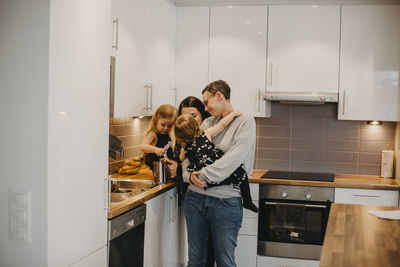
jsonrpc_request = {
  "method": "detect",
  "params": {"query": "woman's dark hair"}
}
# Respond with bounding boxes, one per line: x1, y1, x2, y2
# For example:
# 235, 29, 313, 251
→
178, 96, 211, 121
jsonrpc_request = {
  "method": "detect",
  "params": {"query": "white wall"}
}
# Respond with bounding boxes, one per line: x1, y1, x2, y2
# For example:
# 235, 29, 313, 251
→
0, 0, 50, 266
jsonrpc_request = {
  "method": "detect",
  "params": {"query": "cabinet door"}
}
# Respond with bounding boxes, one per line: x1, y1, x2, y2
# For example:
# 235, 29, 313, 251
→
70, 246, 107, 267
209, 6, 270, 117
47, 0, 109, 265
166, 188, 180, 267
267, 5, 340, 95
335, 188, 399, 206
176, 7, 210, 106
143, 0, 176, 112
235, 235, 257, 267
339, 5, 400, 121
112, 0, 146, 117
144, 188, 179, 267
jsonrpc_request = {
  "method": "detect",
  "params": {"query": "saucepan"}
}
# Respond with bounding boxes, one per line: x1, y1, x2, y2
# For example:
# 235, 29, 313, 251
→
153, 161, 169, 185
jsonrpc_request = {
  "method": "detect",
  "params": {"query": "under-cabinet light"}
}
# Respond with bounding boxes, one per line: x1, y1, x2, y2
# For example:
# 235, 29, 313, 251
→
367, 120, 382, 125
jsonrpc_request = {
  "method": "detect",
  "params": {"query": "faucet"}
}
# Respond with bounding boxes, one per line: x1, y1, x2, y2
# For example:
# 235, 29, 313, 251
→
109, 134, 124, 160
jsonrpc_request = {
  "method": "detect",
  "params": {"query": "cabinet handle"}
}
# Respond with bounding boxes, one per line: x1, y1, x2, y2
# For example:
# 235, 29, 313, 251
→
112, 19, 119, 49
352, 194, 380, 198
264, 201, 326, 209
172, 87, 178, 107
149, 84, 153, 111
144, 85, 149, 112
174, 194, 178, 222
257, 88, 262, 113
169, 195, 174, 221
105, 176, 111, 211
342, 90, 346, 115
144, 84, 153, 112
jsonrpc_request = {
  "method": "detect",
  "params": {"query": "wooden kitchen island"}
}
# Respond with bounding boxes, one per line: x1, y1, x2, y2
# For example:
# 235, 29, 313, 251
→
320, 203, 400, 267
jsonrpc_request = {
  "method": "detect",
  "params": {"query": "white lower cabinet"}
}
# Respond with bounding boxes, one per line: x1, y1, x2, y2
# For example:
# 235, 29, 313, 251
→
236, 235, 257, 267
257, 255, 319, 267
235, 183, 259, 266
335, 188, 399, 206
144, 188, 179, 267
239, 217, 258, 236
70, 246, 107, 267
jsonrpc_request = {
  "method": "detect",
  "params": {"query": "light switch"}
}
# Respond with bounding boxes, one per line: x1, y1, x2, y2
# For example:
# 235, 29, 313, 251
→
9, 190, 30, 242
11, 210, 26, 224
11, 225, 27, 241
10, 192, 27, 209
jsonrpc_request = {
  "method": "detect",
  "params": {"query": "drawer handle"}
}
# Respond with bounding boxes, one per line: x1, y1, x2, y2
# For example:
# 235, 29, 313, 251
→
352, 194, 380, 198
264, 201, 326, 209
112, 19, 119, 49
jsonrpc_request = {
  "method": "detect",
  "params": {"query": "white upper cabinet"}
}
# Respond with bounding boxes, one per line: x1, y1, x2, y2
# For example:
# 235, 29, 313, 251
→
267, 5, 341, 95
339, 5, 400, 121
143, 0, 176, 111
112, 0, 176, 117
112, 0, 146, 117
176, 7, 210, 105
209, 6, 270, 117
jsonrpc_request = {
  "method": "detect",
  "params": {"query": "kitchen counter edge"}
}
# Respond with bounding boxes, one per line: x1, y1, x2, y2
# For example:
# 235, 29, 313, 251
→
108, 181, 176, 219
249, 169, 400, 191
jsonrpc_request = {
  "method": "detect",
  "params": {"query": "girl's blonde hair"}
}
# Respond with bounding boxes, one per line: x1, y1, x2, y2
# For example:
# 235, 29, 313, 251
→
174, 114, 202, 145
147, 104, 178, 135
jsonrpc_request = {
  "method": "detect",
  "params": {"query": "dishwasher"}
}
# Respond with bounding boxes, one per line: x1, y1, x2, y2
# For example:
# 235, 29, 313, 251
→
108, 204, 146, 267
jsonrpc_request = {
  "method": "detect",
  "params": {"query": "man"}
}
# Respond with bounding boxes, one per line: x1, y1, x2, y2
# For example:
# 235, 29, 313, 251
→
182, 80, 256, 267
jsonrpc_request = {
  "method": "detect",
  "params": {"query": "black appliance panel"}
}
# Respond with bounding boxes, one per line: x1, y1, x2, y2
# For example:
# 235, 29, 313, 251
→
261, 171, 335, 182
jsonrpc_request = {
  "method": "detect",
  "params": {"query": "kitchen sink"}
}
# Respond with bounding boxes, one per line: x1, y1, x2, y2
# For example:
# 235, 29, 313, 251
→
110, 179, 155, 203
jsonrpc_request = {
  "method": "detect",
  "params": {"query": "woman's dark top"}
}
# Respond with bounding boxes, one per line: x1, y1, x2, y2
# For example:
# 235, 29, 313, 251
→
144, 130, 171, 170
184, 133, 247, 189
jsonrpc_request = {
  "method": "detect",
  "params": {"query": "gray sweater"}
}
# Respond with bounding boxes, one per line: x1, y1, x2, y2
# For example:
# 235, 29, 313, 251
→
182, 114, 256, 198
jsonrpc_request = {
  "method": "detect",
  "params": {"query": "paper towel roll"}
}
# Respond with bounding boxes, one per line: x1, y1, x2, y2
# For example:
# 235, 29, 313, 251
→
381, 150, 394, 178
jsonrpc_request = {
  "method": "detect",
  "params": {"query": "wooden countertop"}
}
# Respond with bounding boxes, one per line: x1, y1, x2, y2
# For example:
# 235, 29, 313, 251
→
250, 169, 400, 191
108, 169, 399, 219
320, 203, 400, 267
108, 168, 176, 219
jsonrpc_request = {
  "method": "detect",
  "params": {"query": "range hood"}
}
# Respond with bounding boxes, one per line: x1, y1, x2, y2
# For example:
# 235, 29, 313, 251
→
264, 92, 338, 105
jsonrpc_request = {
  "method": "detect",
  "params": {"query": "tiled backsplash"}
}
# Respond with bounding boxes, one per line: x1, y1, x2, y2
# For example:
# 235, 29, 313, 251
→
109, 117, 151, 174
255, 103, 396, 176
109, 103, 396, 176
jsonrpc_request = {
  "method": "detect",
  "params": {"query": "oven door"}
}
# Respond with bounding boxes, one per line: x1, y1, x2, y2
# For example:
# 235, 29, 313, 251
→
257, 199, 330, 260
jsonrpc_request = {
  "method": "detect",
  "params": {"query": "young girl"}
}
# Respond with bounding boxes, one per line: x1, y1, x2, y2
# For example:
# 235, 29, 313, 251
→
174, 112, 258, 212
141, 104, 177, 170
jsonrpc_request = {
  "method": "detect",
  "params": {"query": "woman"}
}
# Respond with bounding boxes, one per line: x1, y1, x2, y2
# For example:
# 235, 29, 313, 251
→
165, 96, 210, 197
163, 96, 215, 267
183, 80, 256, 267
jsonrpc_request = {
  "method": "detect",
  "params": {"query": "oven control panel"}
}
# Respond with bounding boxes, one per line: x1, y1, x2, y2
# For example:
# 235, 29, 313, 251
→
259, 184, 334, 202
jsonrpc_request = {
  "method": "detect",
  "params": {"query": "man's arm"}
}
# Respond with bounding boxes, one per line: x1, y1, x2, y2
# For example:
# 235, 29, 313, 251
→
199, 117, 256, 183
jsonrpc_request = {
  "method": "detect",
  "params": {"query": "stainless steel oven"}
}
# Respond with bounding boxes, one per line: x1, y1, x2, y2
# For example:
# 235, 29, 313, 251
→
257, 184, 334, 260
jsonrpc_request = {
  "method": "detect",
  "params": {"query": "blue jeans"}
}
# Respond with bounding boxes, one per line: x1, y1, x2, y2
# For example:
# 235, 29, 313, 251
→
184, 190, 243, 267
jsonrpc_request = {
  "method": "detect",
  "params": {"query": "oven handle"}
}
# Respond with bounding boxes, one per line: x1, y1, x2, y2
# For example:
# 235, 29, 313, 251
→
263, 201, 327, 209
